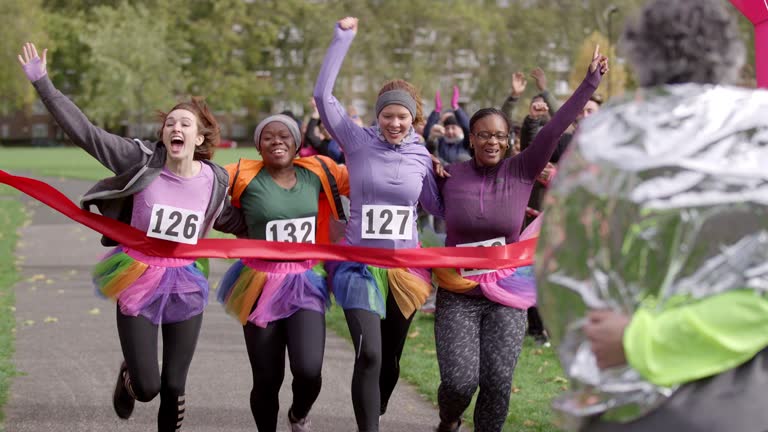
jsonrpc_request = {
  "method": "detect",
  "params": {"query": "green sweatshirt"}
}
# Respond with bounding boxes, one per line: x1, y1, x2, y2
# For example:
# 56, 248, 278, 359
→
623, 289, 768, 387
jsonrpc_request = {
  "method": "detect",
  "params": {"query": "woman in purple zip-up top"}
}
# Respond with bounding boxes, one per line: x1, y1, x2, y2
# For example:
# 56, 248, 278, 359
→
313, 16, 443, 432
430, 49, 608, 432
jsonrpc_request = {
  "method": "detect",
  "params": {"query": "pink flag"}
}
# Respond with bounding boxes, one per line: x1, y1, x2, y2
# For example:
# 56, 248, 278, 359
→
730, 0, 768, 88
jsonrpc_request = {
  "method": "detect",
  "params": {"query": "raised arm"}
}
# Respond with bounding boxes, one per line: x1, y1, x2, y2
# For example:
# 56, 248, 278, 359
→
18, 43, 147, 174
531, 67, 560, 115
501, 71, 527, 120
423, 90, 442, 143
453, 105, 471, 151
517, 46, 607, 180
312, 18, 366, 155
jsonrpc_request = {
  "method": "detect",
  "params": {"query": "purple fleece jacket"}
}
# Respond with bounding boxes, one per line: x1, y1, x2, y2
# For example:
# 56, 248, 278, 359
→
438, 68, 603, 247
313, 24, 443, 249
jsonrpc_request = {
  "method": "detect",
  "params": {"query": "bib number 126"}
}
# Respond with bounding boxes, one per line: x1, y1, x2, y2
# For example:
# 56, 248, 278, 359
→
147, 204, 203, 245
361, 205, 413, 240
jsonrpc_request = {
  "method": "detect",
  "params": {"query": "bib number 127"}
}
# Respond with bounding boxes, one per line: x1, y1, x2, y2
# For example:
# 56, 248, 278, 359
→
361, 205, 413, 240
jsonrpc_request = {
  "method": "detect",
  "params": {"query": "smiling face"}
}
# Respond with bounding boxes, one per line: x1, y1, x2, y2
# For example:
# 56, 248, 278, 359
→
162, 109, 204, 161
259, 121, 296, 168
377, 104, 413, 144
470, 114, 510, 167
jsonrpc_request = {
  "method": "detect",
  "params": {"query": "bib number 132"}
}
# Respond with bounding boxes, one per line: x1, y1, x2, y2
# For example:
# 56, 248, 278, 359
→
265, 216, 316, 244
362, 205, 413, 240
147, 204, 203, 245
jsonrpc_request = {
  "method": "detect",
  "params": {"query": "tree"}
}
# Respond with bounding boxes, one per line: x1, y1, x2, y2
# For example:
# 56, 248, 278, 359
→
77, 2, 186, 132
0, 0, 48, 114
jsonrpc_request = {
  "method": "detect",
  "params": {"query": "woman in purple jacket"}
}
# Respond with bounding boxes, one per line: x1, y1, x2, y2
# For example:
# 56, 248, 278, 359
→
431, 49, 608, 432
313, 17, 443, 432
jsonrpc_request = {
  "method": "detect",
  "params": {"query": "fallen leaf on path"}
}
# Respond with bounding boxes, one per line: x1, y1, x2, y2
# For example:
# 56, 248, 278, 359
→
57, 289, 65, 294
23, 320, 35, 326
27, 274, 45, 282
9, 306, 16, 312
552, 376, 569, 384
45, 279, 54, 285
408, 330, 420, 338
28, 286, 38, 292
43, 316, 58, 323
512, 386, 520, 393
67, 270, 78, 276
88, 308, 101, 315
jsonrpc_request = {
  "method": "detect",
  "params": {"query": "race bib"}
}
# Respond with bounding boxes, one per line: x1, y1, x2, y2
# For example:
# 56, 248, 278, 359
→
265, 216, 316, 244
361, 205, 413, 240
147, 204, 203, 245
457, 237, 506, 277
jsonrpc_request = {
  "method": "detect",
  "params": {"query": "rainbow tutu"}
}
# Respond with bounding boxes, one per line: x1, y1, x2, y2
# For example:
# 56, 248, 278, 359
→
92, 247, 209, 325
217, 258, 329, 327
432, 266, 536, 310
326, 261, 431, 319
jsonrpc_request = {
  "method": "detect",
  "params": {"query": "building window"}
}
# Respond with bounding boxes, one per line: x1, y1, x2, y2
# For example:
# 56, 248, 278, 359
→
32, 123, 48, 138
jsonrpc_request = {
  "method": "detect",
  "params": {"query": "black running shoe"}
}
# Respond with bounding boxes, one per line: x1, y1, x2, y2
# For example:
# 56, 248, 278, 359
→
113, 361, 135, 419
436, 419, 462, 432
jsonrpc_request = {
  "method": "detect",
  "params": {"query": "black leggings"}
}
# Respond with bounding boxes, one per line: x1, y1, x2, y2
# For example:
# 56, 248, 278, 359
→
345, 294, 414, 432
243, 309, 325, 432
116, 308, 202, 432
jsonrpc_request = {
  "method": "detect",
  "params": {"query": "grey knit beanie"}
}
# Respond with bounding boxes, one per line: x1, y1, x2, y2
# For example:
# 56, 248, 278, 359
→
253, 114, 301, 151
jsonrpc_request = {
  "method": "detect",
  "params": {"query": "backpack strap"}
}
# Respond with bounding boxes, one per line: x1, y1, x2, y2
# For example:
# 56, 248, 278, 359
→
314, 156, 346, 222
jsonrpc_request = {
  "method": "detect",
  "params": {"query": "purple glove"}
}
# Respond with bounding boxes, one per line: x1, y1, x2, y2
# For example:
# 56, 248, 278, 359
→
434, 90, 443, 113
18, 44, 47, 82
451, 86, 460, 110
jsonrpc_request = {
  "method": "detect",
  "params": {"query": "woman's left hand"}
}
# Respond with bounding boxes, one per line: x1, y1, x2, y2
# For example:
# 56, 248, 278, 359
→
589, 45, 610, 76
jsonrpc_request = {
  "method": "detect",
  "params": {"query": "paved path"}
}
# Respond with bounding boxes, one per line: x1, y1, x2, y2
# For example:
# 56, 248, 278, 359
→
4, 176, 438, 431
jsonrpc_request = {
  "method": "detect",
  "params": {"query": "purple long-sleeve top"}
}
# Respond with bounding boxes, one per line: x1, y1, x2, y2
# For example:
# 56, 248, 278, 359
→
313, 25, 443, 249
437, 69, 602, 247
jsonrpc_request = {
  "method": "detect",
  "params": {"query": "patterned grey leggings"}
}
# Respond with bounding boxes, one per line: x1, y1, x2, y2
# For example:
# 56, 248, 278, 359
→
434, 289, 527, 432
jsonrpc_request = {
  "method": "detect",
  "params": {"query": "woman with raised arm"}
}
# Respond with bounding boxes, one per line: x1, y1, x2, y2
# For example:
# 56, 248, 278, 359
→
313, 17, 443, 432
217, 113, 349, 432
430, 48, 607, 432
18, 42, 246, 432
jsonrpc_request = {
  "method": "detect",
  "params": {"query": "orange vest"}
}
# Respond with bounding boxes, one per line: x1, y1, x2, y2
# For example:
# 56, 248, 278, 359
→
225, 156, 350, 245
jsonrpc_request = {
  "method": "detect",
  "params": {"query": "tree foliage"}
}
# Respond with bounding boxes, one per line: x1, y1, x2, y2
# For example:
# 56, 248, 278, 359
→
0, 0, 757, 133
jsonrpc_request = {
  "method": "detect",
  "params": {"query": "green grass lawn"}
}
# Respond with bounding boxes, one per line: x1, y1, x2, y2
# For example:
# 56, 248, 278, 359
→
0, 186, 25, 423
0, 147, 261, 181
326, 305, 566, 431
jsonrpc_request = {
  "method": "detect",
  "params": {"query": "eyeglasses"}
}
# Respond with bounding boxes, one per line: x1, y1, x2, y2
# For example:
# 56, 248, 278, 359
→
472, 131, 510, 142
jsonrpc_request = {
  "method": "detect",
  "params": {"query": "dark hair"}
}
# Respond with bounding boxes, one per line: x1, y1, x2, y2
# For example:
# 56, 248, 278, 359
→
622, 0, 745, 86
377, 80, 425, 126
589, 94, 604, 106
157, 97, 220, 160
469, 108, 511, 134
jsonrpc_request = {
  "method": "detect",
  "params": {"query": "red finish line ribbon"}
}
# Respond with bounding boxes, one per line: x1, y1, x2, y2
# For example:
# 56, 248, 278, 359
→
0, 170, 536, 269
